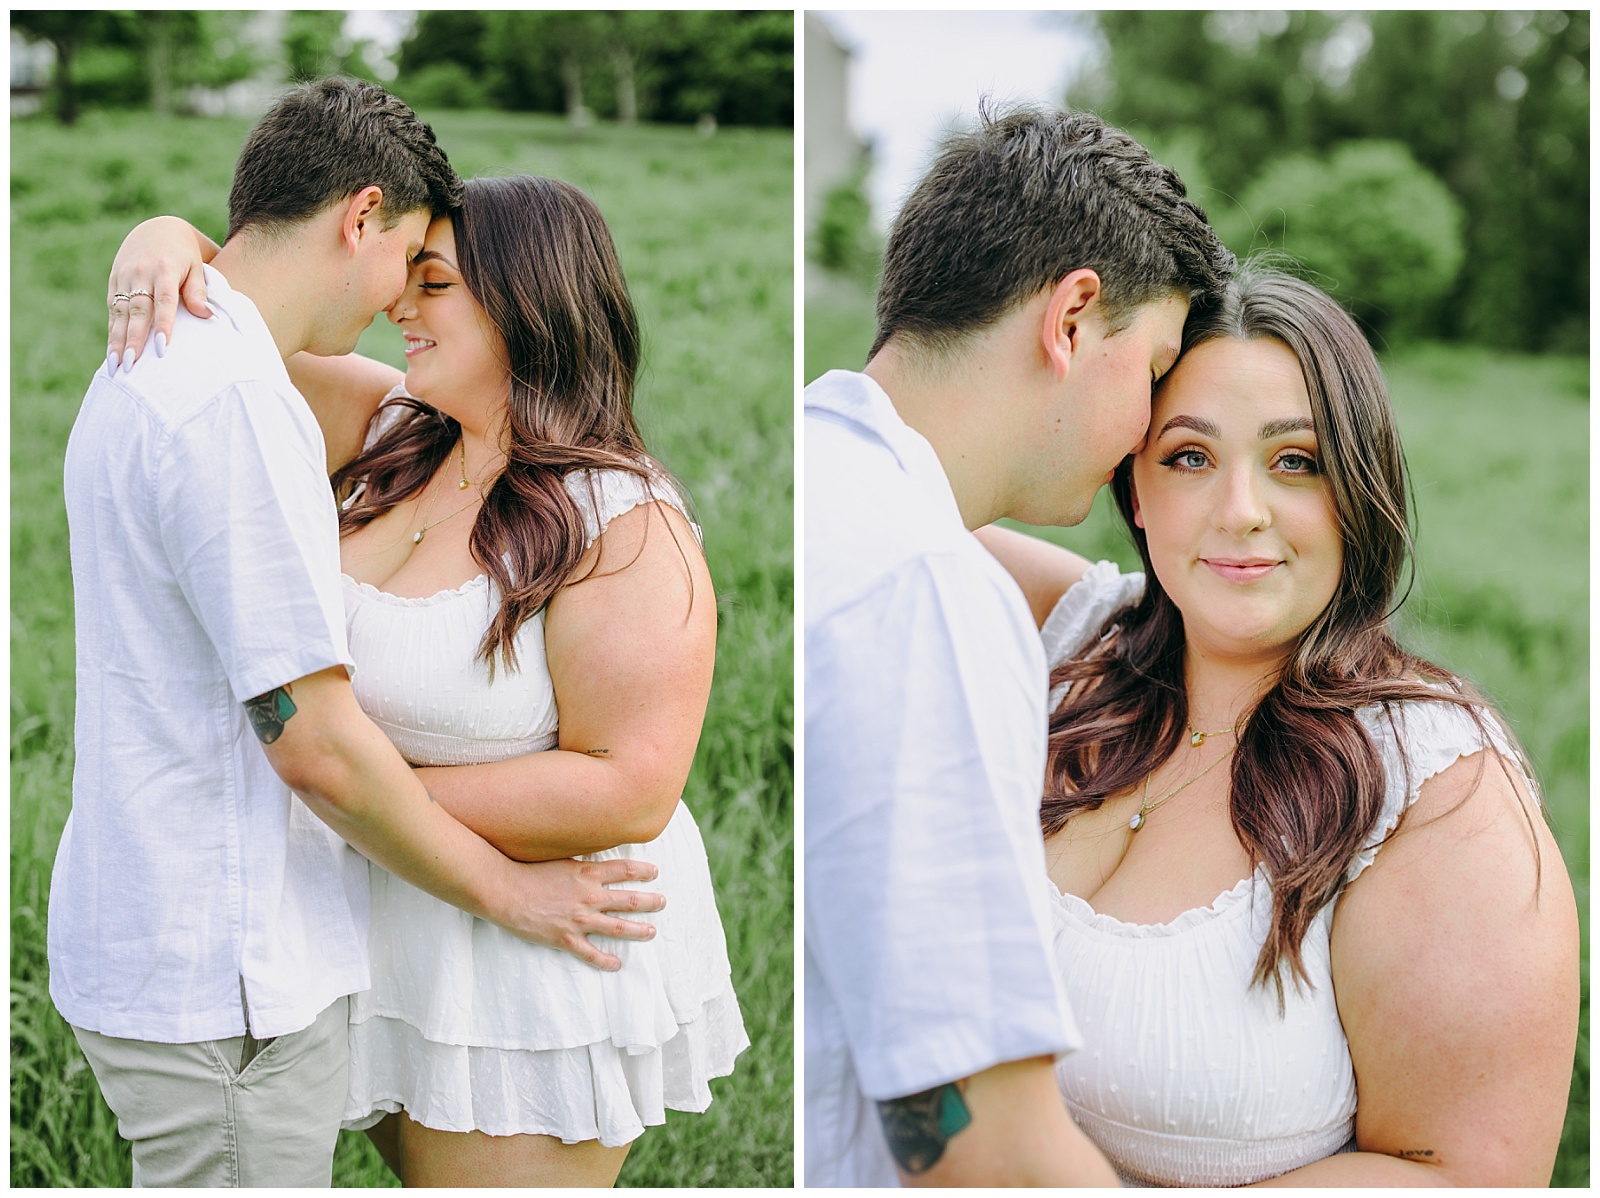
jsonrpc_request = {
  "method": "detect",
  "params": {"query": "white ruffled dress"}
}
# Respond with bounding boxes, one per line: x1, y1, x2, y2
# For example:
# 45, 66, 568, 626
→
1042, 563, 1514, 1186
339, 460, 747, 1144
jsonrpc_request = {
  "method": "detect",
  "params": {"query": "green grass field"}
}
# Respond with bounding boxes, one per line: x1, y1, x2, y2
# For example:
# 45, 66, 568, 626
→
807, 275, 1589, 1186
11, 109, 793, 1187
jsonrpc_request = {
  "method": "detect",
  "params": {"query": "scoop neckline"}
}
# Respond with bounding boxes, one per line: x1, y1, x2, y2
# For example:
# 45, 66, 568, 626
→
342, 571, 490, 606
1047, 864, 1266, 937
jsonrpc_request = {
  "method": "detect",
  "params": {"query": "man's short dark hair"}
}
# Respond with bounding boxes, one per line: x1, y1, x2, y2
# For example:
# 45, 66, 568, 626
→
226, 76, 463, 241
871, 103, 1235, 359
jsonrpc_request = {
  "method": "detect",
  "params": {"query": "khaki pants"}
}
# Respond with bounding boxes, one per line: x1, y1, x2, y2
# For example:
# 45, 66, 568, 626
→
72, 996, 349, 1187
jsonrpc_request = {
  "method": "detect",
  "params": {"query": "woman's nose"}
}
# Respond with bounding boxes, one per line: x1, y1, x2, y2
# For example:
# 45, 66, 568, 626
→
1215, 464, 1270, 535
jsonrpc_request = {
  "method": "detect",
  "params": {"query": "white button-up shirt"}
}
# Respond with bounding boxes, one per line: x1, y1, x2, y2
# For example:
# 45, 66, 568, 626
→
804, 370, 1081, 1187
50, 265, 368, 1043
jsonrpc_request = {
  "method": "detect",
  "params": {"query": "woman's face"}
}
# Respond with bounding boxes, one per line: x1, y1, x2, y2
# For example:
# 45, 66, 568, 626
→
387, 216, 508, 429
1130, 336, 1343, 667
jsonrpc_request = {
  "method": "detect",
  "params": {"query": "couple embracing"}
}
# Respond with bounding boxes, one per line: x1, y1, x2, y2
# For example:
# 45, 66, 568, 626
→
51, 77, 746, 1187
805, 105, 1577, 1186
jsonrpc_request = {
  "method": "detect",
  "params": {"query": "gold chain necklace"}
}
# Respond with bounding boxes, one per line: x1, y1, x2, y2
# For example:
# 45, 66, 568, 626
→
1128, 743, 1236, 832
412, 439, 480, 544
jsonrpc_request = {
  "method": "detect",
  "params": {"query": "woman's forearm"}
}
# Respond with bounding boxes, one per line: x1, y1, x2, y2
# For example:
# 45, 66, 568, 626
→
1249, 1151, 1452, 1187
415, 749, 682, 862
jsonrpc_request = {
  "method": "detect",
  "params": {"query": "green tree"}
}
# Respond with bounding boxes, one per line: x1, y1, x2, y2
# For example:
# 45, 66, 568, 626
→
12, 10, 121, 124
1075, 10, 1589, 351
1241, 142, 1465, 342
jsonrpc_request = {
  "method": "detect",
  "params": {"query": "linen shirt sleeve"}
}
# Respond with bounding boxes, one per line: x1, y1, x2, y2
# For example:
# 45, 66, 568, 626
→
155, 381, 353, 703
806, 553, 1081, 1102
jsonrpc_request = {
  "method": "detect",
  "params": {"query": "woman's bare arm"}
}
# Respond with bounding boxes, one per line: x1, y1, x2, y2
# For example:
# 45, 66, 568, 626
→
416, 500, 717, 861
973, 524, 1095, 628
1251, 749, 1579, 1186
286, 351, 404, 474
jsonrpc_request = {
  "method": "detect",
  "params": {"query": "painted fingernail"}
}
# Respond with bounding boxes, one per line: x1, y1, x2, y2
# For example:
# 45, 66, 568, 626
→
154, 332, 167, 358
121, 350, 136, 374
106, 350, 119, 375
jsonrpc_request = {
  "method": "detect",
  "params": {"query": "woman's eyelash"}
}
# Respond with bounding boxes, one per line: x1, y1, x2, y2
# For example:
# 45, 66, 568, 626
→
419, 282, 451, 292
1159, 448, 1208, 470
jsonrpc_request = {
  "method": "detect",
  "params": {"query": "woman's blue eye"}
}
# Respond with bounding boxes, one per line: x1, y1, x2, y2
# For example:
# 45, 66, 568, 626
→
1277, 452, 1318, 474
1161, 449, 1208, 471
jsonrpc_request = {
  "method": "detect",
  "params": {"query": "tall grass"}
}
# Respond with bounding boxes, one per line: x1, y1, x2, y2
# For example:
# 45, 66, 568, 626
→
12, 109, 793, 1187
806, 280, 1589, 1186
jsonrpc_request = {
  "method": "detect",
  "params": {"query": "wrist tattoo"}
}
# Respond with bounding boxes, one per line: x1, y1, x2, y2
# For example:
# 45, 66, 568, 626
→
877, 1082, 971, 1175
1398, 1148, 1437, 1160
584, 748, 613, 757
244, 686, 297, 744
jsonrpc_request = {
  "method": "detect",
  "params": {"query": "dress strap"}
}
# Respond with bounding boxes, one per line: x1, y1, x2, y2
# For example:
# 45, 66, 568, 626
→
1040, 562, 1144, 712
1348, 699, 1522, 882
564, 468, 698, 549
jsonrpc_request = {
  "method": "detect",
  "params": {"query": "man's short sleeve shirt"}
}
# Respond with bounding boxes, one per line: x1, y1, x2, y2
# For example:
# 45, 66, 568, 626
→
804, 370, 1081, 1186
49, 265, 368, 1043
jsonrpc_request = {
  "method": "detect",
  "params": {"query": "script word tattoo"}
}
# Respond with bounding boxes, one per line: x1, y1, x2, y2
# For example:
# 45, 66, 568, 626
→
244, 686, 297, 744
876, 1082, 972, 1175
1398, 1148, 1438, 1160
584, 748, 614, 758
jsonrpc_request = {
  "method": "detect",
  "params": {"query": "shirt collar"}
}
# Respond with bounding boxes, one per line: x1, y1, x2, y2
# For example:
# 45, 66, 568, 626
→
806, 368, 966, 528
199, 263, 298, 396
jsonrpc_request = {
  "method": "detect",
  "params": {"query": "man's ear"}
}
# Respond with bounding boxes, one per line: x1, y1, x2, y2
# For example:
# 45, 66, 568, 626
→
1041, 269, 1103, 380
1128, 469, 1145, 529
339, 185, 386, 254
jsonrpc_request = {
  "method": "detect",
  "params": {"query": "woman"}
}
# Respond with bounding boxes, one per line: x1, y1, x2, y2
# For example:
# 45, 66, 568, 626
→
109, 177, 747, 1186
978, 265, 1577, 1185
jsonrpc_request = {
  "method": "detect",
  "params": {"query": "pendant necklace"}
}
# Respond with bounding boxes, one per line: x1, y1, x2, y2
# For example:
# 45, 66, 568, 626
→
1127, 742, 1236, 832
412, 438, 480, 544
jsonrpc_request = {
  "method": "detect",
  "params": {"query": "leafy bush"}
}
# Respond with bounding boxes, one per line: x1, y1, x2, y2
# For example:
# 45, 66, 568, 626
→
1238, 141, 1465, 341
811, 176, 878, 280
393, 62, 491, 112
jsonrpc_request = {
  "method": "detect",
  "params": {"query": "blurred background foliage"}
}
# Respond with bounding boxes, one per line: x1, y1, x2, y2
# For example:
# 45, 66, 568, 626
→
12, 10, 792, 131
1074, 9, 1588, 352
809, 10, 1587, 355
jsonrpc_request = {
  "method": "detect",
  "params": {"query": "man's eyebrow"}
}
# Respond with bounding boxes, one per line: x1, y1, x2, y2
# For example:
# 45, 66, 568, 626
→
1156, 414, 1221, 438
1259, 416, 1315, 438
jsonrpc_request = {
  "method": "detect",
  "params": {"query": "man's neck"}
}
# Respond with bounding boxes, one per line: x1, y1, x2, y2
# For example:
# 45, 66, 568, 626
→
863, 340, 1032, 530
210, 233, 322, 360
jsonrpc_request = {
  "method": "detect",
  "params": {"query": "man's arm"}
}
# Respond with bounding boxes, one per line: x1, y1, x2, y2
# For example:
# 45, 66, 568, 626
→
250, 665, 663, 970
880, 1057, 1119, 1187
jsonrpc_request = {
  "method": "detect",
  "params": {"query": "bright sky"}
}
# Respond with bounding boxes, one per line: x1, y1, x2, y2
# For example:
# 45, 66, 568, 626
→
818, 10, 1096, 226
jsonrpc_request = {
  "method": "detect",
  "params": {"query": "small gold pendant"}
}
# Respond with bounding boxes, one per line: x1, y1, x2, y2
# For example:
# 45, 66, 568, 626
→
459, 479, 469, 489
1190, 730, 1205, 747
413, 530, 425, 544
1129, 811, 1146, 831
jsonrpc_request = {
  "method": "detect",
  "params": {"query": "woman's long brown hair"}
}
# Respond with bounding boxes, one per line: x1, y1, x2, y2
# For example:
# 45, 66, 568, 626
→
1043, 264, 1535, 1004
332, 175, 684, 674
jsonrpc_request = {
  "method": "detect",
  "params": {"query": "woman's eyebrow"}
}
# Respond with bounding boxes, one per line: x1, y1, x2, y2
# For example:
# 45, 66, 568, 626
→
1259, 416, 1315, 439
1157, 414, 1221, 438
411, 249, 458, 270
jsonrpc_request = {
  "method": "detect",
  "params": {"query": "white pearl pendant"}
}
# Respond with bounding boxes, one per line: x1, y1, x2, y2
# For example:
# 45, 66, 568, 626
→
1129, 811, 1146, 831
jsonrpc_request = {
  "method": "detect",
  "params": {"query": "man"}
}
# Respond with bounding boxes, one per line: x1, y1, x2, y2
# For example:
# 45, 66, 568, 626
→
805, 104, 1235, 1186
50, 78, 659, 1187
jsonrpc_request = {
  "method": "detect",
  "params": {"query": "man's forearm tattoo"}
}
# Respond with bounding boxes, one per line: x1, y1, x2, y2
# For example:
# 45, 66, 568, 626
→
244, 686, 297, 744
877, 1082, 972, 1175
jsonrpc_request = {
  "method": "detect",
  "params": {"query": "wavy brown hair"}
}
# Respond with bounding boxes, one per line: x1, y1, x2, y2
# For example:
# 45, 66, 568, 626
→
332, 175, 682, 673
1042, 263, 1533, 1003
